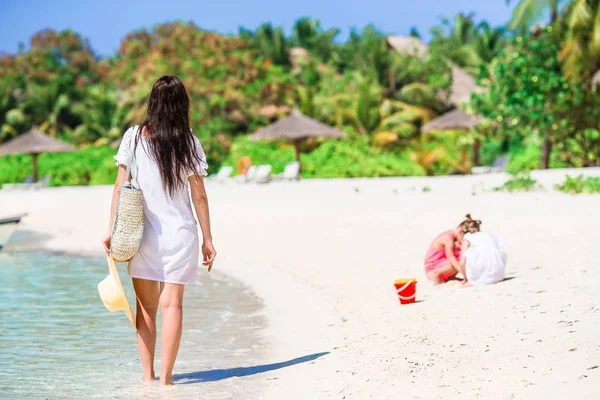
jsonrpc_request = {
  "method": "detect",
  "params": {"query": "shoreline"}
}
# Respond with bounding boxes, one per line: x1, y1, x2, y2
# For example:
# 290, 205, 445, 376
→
2, 170, 600, 399
2, 185, 349, 399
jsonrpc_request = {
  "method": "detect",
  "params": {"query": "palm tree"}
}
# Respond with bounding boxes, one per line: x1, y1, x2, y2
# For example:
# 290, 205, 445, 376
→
21, 81, 71, 137
429, 14, 506, 74
560, 0, 600, 83
506, 0, 565, 31
72, 86, 132, 144
291, 18, 339, 62
507, 1, 600, 84
339, 26, 393, 90
242, 23, 290, 66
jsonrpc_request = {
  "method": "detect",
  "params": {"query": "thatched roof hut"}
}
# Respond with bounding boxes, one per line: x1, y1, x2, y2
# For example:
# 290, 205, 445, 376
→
386, 36, 480, 107
449, 66, 480, 106
386, 36, 429, 58
592, 70, 600, 87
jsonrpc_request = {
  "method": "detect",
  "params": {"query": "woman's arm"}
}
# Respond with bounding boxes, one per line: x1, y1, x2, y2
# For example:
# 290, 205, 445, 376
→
102, 165, 128, 255
189, 175, 216, 271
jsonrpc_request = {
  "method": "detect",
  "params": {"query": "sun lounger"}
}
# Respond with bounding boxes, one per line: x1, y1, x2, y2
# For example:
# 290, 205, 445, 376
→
472, 155, 510, 175
234, 165, 257, 183
2, 175, 52, 191
272, 161, 300, 181
34, 175, 52, 189
209, 166, 233, 182
254, 165, 272, 184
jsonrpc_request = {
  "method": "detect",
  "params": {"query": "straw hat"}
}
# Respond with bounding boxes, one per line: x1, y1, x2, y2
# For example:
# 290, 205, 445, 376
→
98, 256, 136, 329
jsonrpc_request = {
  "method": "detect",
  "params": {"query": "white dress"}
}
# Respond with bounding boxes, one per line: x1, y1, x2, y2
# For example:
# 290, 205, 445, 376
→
114, 126, 208, 284
463, 232, 507, 285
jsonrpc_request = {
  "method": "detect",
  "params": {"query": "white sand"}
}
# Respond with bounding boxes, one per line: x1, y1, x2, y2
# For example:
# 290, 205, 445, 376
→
2, 168, 600, 399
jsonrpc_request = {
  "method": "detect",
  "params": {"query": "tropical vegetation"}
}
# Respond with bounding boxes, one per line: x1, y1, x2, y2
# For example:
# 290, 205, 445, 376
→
1, 1, 599, 186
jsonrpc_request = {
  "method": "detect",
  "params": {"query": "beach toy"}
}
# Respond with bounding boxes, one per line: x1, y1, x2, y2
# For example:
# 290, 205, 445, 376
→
237, 156, 252, 175
394, 278, 417, 305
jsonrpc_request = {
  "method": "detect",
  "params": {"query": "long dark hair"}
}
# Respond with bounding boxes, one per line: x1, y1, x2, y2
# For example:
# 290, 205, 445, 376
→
140, 76, 201, 196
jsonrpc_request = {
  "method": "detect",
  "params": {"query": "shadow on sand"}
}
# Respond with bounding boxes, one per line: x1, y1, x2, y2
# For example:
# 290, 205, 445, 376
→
173, 352, 329, 384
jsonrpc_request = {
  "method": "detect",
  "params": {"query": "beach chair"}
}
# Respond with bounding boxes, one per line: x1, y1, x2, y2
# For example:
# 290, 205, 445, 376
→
254, 165, 272, 184
273, 161, 300, 181
234, 165, 257, 183
210, 166, 233, 182
2, 175, 50, 191
34, 175, 52, 189
472, 155, 510, 175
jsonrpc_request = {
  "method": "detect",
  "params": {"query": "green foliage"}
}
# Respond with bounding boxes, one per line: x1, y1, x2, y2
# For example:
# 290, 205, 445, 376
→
1, 13, 599, 186
472, 26, 600, 169
495, 173, 542, 192
0, 146, 117, 187
554, 174, 600, 194
430, 13, 506, 75
223, 135, 426, 179
301, 137, 426, 178
223, 136, 295, 175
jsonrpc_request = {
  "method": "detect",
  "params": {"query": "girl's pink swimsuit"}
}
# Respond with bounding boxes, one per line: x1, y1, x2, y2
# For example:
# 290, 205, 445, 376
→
424, 230, 461, 282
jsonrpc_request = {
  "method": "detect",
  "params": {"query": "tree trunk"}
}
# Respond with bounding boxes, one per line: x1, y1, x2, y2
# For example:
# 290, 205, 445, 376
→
550, 4, 558, 24
293, 139, 303, 173
388, 68, 396, 97
293, 140, 301, 162
541, 137, 552, 169
472, 138, 481, 167
32, 153, 39, 182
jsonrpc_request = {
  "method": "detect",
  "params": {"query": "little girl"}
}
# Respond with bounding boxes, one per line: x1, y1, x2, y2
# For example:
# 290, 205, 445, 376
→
459, 230, 507, 286
424, 214, 481, 285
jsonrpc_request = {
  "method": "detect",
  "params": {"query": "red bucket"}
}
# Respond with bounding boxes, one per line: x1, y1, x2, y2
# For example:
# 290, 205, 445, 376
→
394, 279, 417, 305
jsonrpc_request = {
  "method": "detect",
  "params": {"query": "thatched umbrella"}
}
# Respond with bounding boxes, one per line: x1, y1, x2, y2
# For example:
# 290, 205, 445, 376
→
421, 108, 482, 133
421, 108, 483, 167
250, 110, 346, 164
0, 127, 75, 182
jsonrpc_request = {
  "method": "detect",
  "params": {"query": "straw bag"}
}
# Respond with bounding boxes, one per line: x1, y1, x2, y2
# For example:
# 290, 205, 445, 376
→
110, 127, 144, 262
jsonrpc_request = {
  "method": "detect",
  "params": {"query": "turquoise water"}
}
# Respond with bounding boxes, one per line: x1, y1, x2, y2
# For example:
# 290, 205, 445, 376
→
0, 252, 266, 399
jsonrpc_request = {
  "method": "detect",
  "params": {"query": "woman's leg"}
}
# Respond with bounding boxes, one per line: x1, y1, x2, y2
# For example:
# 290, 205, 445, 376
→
132, 278, 160, 381
158, 282, 185, 385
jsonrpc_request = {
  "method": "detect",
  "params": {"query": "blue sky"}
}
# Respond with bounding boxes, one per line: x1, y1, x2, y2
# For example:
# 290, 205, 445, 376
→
0, 0, 516, 56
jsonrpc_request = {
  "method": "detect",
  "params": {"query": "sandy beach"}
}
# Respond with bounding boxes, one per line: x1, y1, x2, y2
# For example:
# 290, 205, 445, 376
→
2, 168, 600, 399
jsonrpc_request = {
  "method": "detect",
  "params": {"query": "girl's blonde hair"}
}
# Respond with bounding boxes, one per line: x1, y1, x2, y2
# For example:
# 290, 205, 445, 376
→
458, 214, 482, 234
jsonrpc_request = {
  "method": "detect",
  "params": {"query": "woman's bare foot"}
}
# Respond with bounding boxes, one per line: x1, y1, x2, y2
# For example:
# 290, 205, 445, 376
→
142, 371, 155, 382
160, 374, 173, 385
427, 271, 441, 285
460, 280, 472, 288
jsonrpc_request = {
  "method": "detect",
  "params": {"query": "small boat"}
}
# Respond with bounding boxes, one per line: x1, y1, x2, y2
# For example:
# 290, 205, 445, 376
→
0, 213, 27, 250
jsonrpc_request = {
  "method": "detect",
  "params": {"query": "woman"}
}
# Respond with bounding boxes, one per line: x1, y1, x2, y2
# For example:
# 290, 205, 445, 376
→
102, 75, 216, 385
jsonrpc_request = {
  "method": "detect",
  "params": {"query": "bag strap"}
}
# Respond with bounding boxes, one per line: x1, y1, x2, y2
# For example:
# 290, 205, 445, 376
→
124, 125, 140, 187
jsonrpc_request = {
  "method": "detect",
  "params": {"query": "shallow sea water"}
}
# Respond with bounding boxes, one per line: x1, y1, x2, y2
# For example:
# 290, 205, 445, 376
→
0, 252, 267, 399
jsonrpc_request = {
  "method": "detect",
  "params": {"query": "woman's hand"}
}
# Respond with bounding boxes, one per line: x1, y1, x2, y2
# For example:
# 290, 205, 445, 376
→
202, 240, 216, 272
102, 234, 111, 256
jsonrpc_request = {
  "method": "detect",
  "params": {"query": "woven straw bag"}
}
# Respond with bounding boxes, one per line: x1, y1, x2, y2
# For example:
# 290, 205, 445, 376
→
110, 127, 144, 262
